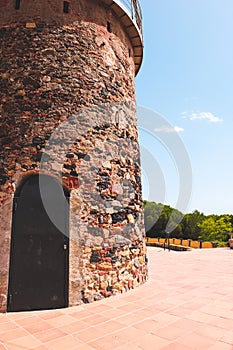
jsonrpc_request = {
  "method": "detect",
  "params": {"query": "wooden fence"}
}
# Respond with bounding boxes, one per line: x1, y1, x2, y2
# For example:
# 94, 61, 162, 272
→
147, 237, 214, 249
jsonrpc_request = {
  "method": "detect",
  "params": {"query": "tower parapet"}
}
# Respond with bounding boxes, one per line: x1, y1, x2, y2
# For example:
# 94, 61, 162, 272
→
102, 0, 143, 74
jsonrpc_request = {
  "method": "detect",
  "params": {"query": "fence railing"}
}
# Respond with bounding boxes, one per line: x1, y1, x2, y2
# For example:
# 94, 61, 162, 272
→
147, 237, 217, 249
118, 0, 143, 36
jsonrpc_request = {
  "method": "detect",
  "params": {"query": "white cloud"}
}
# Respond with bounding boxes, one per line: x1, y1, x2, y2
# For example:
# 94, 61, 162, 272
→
174, 126, 184, 133
154, 125, 184, 133
183, 111, 223, 123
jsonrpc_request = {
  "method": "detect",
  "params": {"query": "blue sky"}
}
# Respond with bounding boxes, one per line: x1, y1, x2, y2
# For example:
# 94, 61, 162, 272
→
136, 0, 233, 215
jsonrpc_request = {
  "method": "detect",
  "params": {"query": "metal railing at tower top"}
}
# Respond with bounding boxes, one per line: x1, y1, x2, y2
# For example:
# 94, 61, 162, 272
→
117, 0, 143, 36
103, 0, 144, 74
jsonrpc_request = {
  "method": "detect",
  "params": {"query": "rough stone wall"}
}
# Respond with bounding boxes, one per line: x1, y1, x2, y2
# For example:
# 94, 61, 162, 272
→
0, 0, 147, 312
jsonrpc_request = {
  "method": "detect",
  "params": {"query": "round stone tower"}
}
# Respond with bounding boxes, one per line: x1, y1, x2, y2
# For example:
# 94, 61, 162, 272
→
0, 0, 147, 312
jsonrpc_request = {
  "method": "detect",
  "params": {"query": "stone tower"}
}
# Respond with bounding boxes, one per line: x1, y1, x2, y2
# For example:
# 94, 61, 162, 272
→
0, 0, 147, 312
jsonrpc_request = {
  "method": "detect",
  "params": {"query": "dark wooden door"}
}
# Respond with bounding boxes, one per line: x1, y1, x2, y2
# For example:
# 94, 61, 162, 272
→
7, 175, 69, 312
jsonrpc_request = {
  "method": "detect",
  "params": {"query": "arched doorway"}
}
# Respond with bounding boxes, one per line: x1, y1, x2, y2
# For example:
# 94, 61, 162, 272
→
7, 175, 69, 312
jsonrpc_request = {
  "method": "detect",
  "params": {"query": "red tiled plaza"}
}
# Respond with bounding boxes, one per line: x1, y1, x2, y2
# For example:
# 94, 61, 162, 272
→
1, 247, 233, 349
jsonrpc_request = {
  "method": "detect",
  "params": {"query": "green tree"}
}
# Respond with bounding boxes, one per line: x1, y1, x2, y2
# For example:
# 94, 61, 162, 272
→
181, 210, 205, 240
143, 201, 165, 237
143, 201, 183, 238
198, 215, 232, 243
145, 215, 154, 233
143, 200, 232, 242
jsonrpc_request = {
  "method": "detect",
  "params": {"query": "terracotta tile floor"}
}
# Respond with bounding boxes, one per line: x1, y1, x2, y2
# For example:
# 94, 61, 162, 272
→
1, 247, 233, 349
